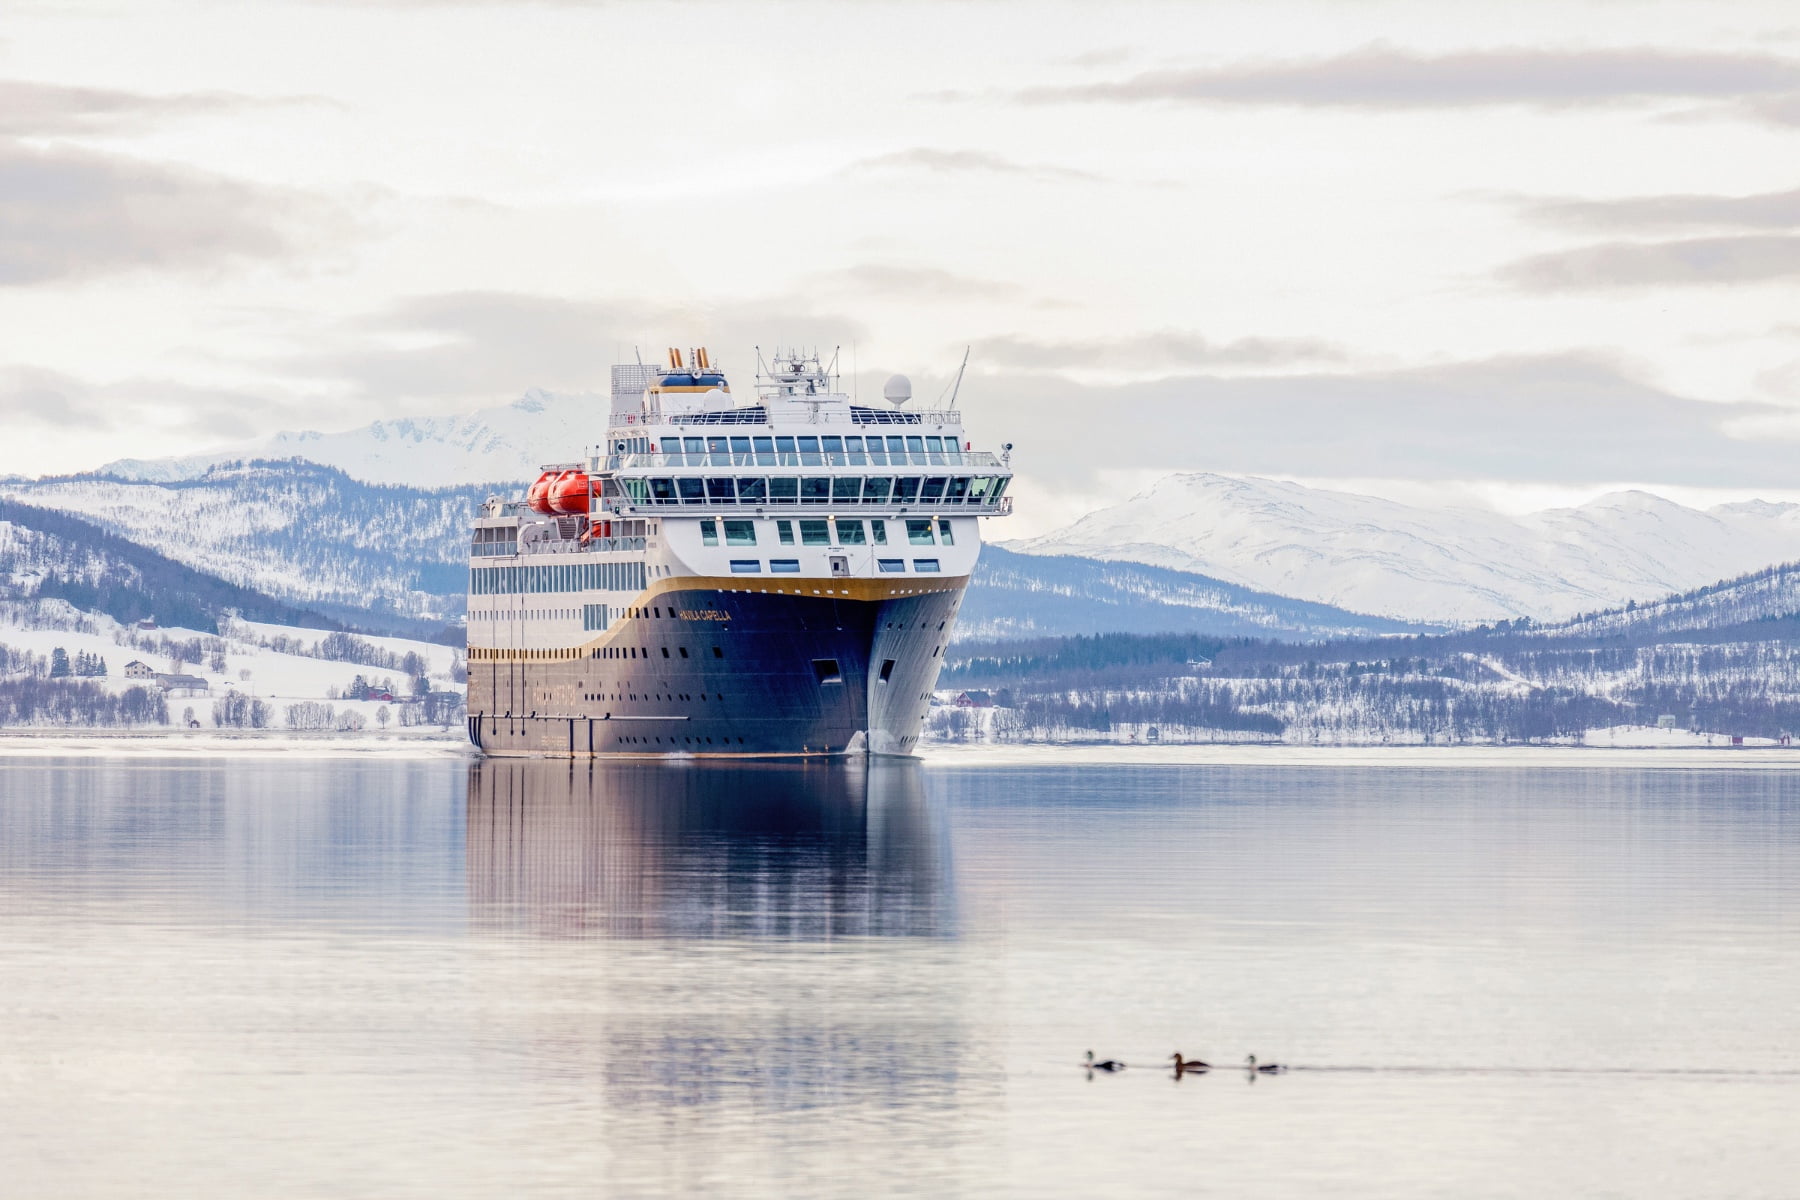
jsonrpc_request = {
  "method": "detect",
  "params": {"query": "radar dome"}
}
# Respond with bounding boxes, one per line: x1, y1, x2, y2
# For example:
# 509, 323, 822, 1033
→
883, 374, 913, 406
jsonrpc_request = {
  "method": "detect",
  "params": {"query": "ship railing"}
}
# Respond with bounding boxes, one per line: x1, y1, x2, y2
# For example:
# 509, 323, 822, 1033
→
593, 450, 1004, 472
496, 536, 647, 558
600, 497, 1012, 516
608, 407, 962, 430
582, 536, 647, 553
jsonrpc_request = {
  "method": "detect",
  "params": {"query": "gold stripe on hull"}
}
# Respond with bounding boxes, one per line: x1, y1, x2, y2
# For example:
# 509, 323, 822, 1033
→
466, 573, 968, 664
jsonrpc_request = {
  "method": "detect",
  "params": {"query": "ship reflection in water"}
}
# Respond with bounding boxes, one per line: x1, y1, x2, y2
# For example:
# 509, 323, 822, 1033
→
465, 757, 955, 940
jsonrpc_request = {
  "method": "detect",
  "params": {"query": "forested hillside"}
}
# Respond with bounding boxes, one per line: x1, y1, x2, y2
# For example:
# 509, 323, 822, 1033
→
0, 499, 350, 635
962, 547, 1430, 641
4, 461, 493, 624
941, 561, 1800, 745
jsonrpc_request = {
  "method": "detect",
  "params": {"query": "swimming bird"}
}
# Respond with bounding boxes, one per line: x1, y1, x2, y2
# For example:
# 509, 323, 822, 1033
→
1245, 1055, 1286, 1074
1170, 1053, 1211, 1073
1085, 1051, 1125, 1072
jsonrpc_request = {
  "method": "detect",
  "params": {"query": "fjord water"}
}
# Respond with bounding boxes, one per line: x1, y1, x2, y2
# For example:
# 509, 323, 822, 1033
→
2, 755, 1798, 1197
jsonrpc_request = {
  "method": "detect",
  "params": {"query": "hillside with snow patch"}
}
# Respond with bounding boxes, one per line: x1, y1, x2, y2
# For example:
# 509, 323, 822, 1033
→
101, 389, 604, 488
1007, 473, 1800, 624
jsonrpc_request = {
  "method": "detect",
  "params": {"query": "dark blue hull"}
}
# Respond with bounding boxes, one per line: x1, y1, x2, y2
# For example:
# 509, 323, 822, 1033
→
467, 579, 964, 757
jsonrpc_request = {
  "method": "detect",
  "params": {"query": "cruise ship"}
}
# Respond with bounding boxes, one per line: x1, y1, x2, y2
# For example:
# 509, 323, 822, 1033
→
465, 347, 1013, 757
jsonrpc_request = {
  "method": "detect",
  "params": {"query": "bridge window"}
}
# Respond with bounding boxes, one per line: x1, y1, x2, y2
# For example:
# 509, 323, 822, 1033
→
925, 437, 944, 453
906, 436, 924, 453
769, 477, 799, 504
921, 477, 947, 502
677, 477, 705, 503
862, 477, 891, 503
914, 558, 941, 572
736, 477, 766, 503
776, 435, 797, 454
799, 519, 830, 546
832, 476, 861, 503
946, 476, 970, 502
821, 436, 844, 454
661, 437, 681, 454
700, 519, 718, 546
837, 519, 866, 545
894, 477, 921, 503
938, 519, 955, 545
706, 435, 728, 454
800, 477, 830, 504
753, 436, 774, 454
724, 520, 756, 546
706, 477, 735, 502
906, 519, 935, 545
730, 436, 751, 454
684, 437, 704, 454
878, 558, 904, 573
870, 519, 888, 544
776, 520, 795, 545
888, 437, 907, 454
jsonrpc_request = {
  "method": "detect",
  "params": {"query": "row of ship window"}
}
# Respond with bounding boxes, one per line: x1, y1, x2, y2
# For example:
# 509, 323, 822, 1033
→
727, 559, 939, 574
661, 433, 960, 460
469, 560, 649, 596
699, 517, 952, 548
620, 474, 1006, 506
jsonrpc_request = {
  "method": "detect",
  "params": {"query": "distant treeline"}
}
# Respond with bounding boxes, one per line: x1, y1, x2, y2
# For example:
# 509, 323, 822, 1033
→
939, 620, 1800, 744
0, 678, 167, 726
0, 498, 343, 635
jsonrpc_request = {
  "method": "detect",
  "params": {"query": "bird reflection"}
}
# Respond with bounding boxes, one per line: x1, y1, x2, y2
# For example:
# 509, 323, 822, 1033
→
466, 757, 954, 939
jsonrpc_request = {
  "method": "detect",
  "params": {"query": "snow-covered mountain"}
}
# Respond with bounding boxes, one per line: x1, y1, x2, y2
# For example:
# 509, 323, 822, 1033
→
3, 462, 487, 627
1007, 473, 1800, 624
102, 389, 604, 487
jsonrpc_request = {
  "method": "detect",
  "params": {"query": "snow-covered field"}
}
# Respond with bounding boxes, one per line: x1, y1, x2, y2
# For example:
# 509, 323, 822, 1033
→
0, 730, 470, 758
0, 608, 464, 732
917, 741, 1800, 769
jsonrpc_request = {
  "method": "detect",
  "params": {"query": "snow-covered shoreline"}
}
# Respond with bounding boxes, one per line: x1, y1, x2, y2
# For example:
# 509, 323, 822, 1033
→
917, 741, 1800, 769
0, 729, 473, 758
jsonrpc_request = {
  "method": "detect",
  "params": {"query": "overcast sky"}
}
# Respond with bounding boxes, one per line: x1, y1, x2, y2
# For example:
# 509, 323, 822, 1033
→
4, 0, 1800, 534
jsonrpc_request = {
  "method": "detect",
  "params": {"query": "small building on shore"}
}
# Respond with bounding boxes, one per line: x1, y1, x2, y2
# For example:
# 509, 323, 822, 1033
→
155, 673, 210, 697
123, 660, 157, 680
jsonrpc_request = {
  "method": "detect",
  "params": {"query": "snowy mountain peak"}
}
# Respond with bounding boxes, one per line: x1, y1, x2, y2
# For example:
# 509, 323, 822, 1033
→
1010, 472, 1800, 624
100, 390, 609, 488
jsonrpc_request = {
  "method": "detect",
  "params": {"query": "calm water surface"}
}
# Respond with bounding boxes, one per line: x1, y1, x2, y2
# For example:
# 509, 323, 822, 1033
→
2, 754, 1798, 1197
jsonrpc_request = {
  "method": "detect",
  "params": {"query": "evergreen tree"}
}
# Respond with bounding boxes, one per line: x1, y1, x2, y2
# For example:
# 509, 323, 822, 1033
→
49, 647, 70, 678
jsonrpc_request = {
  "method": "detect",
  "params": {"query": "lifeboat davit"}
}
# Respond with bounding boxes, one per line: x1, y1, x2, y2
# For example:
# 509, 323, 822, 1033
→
548, 469, 590, 515
526, 471, 556, 514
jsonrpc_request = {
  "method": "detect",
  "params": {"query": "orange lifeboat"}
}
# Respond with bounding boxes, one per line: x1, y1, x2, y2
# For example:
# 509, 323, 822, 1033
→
548, 469, 591, 515
526, 471, 555, 514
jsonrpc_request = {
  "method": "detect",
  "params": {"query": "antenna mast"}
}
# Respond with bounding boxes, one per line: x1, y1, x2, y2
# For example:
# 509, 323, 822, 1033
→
947, 345, 971, 408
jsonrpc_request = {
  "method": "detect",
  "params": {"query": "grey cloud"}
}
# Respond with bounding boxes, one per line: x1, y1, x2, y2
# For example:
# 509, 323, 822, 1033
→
845, 148, 1101, 183
1524, 187, 1800, 232
1015, 46, 1800, 108
1744, 92, 1800, 126
0, 141, 342, 285
974, 331, 1345, 370
286, 291, 867, 403
1500, 235, 1800, 290
972, 353, 1797, 490
0, 78, 312, 138
0, 365, 269, 439
827, 263, 1023, 300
